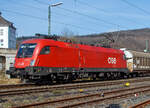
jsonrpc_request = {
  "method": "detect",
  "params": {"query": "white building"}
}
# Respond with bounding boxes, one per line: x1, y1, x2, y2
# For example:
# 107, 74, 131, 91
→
0, 12, 16, 49
0, 48, 17, 71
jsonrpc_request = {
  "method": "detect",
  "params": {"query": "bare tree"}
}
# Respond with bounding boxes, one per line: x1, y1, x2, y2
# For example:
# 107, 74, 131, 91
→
61, 28, 75, 37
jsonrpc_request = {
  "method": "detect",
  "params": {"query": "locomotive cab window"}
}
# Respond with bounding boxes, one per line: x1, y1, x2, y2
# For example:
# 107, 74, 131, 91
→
17, 43, 37, 58
40, 46, 50, 55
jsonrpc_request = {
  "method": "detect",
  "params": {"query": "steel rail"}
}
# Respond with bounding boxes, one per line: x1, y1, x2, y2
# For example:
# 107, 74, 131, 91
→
129, 99, 150, 108
11, 85, 150, 108
0, 77, 149, 91
0, 83, 35, 90
0, 77, 150, 97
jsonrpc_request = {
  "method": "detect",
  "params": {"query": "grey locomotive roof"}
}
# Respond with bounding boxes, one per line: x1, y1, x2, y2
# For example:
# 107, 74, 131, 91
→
0, 13, 16, 29
129, 50, 150, 58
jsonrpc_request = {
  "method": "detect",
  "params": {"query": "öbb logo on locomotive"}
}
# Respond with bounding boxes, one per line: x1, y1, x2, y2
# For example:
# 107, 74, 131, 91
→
108, 57, 117, 64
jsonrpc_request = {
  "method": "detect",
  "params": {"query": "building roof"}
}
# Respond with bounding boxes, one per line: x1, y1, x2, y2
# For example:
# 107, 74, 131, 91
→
0, 12, 16, 30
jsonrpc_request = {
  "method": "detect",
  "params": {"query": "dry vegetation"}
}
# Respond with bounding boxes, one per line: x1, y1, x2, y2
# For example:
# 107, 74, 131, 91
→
76, 28, 150, 51
0, 75, 20, 84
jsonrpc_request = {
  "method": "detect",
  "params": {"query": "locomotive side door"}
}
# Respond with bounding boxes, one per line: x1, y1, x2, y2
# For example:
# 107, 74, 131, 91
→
78, 47, 86, 72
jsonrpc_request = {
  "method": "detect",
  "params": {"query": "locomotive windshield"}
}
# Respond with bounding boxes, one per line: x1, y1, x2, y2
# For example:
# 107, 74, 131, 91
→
16, 43, 37, 58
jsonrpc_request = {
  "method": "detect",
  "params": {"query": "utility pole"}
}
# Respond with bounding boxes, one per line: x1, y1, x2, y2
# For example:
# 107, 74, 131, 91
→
48, 5, 51, 36
48, 2, 63, 36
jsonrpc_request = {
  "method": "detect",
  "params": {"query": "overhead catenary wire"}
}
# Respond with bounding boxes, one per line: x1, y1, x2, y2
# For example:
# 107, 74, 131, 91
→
1, 9, 98, 32
57, 7, 128, 28
34, 0, 129, 29
121, 0, 150, 15
33, 0, 48, 5
74, 0, 108, 13
3, 0, 147, 35
76, 0, 147, 27
4, 0, 111, 29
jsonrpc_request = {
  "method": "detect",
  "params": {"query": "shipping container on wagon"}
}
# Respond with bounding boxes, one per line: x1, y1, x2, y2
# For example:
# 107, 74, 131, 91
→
121, 49, 150, 73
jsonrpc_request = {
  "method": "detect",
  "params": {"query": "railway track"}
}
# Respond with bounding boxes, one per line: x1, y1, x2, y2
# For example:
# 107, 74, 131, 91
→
0, 77, 149, 90
11, 84, 150, 108
0, 83, 36, 90
0, 77, 150, 97
129, 99, 150, 108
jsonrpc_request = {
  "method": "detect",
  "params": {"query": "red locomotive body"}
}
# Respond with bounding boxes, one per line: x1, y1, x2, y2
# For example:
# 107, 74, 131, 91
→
8, 38, 128, 83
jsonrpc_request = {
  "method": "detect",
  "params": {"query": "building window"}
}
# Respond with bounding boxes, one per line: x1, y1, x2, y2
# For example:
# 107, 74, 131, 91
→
0, 29, 3, 36
1, 39, 3, 42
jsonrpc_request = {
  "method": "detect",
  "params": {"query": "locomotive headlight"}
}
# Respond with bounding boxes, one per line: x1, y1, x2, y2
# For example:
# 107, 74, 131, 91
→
30, 60, 35, 66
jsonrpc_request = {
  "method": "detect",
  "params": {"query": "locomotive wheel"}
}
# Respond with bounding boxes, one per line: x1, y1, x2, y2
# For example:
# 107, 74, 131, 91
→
128, 74, 132, 78
132, 73, 137, 78
116, 72, 121, 79
21, 79, 28, 84
123, 75, 128, 79
93, 74, 97, 80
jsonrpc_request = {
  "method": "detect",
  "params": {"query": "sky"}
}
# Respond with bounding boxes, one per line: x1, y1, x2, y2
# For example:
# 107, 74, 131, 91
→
0, 0, 150, 37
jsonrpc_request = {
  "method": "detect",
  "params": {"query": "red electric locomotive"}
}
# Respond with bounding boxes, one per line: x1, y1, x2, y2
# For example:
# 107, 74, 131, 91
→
8, 36, 128, 83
